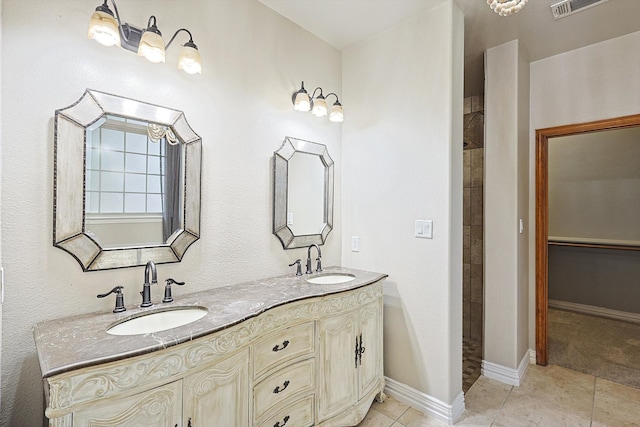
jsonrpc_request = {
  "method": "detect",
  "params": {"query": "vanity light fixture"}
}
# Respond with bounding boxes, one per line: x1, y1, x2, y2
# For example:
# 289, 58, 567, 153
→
87, 0, 202, 74
487, 0, 528, 16
292, 81, 344, 123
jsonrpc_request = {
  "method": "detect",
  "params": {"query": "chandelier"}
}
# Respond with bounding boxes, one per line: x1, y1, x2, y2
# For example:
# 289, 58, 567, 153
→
487, 0, 528, 16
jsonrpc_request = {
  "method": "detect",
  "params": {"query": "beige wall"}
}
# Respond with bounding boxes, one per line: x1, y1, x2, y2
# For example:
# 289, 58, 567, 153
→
0, 1, 342, 425
342, 1, 464, 406
484, 39, 530, 372
549, 128, 640, 244
529, 31, 640, 350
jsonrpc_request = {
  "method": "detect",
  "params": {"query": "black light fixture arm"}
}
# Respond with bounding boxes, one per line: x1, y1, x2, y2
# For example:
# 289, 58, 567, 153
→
165, 28, 196, 50
325, 92, 341, 104
145, 15, 161, 35
97, 0, 144, 52
310, 87, 324, 99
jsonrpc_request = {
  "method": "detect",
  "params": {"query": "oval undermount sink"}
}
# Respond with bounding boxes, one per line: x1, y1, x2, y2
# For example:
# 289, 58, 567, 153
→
106, 306, 208, 336
306, 273, 356, 285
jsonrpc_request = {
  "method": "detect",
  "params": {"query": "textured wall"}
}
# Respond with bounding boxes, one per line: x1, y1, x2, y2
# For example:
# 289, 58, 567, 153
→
484, 39, 530, 371
342, 1, 464, 405
0, 1, 342, 425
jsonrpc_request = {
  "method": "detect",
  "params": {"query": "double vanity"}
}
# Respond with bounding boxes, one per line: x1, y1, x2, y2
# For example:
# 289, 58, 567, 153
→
42, 90, 379, 425
34, 267, 388, 426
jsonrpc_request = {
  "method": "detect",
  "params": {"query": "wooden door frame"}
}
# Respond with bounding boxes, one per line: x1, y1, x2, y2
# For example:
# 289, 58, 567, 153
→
535, 113, 640, 365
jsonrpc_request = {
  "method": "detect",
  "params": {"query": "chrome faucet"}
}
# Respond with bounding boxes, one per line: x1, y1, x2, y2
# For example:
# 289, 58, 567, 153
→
140, 260, 158, 308
306, 244, 322, 274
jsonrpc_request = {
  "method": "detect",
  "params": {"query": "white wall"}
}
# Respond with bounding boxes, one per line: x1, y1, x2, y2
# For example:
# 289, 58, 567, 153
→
342, 0, 464, 409
484, 39, 530, 375
548, 128, 640, 243
0, 1, 342, 425
529, 30, 640, 350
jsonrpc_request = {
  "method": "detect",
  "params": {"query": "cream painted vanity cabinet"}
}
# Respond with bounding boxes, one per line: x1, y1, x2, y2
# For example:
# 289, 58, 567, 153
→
34, 268, 387, 427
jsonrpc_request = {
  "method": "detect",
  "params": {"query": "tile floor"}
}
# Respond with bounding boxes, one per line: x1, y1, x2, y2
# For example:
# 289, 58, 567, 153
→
462, 337, 482, 393
357, 364, 640, 426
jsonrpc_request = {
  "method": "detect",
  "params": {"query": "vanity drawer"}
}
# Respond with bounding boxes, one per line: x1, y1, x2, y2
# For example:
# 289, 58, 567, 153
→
253, 359, 315, 422
256, 395, 315, 427
253, 321, 314, 379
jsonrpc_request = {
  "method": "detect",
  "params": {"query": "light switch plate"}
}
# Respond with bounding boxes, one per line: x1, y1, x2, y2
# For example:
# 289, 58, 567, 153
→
351, 236, 360, 252
415, 220, 433, 239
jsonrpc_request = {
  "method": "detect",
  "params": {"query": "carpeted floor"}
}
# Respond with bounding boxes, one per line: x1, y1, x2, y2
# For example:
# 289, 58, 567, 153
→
549, 308, 640, 389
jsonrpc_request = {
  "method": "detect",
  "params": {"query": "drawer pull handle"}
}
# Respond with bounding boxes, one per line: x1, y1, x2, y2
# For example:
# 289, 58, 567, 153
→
272, 340, 290, 352
273, 415, 290, 427
273, 380, 290, 394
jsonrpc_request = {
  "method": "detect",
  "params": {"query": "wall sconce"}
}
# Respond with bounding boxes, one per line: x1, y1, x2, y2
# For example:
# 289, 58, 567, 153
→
292, 81, 343, 123
87, 0, 202, 74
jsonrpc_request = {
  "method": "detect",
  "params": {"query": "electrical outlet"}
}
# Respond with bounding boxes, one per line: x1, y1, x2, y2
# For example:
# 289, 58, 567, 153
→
351, 236, 360, 252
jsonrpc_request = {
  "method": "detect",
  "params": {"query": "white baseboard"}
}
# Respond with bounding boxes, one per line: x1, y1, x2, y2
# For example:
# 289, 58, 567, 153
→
384, 376, 465, 425
481, 350, 530, 386
528, 348, 536, 365
549, 299, 640, 324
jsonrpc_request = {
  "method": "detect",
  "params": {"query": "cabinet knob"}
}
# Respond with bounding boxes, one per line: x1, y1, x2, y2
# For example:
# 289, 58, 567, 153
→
273, 415, 290, 427
273, 380, 290, 394
272, 340, 290, 352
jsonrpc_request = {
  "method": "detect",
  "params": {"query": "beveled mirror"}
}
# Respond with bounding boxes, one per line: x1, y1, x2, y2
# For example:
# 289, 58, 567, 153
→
54, 89, 202, 271
273, 137, 334, 249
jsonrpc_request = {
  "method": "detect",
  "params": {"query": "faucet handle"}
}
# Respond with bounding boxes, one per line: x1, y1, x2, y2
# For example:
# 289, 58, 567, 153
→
163, 278, 186, 303
316, 257, 323, 273
288, 259, 303, 276
97, 286, 126, 313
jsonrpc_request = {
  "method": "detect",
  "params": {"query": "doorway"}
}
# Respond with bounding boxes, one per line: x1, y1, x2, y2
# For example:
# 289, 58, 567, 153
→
463, 95, 484, 392
535, 113, 640, 365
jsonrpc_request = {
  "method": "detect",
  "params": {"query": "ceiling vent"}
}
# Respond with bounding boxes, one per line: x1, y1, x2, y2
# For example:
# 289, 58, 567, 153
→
551, 0, 610, 20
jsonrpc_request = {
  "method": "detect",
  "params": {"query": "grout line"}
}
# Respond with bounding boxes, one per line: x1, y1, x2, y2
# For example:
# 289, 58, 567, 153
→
490, 385, 513, 426
396, 406, 410, 421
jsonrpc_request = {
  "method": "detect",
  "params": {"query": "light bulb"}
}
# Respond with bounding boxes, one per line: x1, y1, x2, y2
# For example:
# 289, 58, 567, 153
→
311, 96, 327, 117
88, 10, 120, 47
329, 102, 343, 123
178, 45, 202, 74
138, 30, 165, 63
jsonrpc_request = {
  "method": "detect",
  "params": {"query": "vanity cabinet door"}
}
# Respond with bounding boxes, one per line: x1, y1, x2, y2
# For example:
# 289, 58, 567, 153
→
72, 380, 182, 427
183, 348, 250, 427
317, 310, 359, 420
358, 299, 383, 398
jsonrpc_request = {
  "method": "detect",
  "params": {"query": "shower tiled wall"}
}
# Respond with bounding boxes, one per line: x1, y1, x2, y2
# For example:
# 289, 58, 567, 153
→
463, 96, 484, 340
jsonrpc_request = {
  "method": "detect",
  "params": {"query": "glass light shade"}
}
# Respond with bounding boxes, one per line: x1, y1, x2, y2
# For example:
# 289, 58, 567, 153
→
138, 31, 166, 63
88, 10, 121, 47
294, 92, 311, 112
177, 45, 202, 74
329, 103, 344, 123
311, 97, 327, 117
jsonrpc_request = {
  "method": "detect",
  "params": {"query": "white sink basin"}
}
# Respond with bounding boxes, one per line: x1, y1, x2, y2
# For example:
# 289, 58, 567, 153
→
306, 273, 356, 285
106, 306, 208, 336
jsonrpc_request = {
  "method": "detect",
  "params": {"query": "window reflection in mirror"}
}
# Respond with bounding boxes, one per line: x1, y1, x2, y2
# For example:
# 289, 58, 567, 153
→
287, 152, 325, 235
85, 115, 183, 248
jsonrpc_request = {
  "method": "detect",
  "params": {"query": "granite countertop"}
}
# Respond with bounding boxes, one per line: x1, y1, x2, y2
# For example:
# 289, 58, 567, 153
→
33, 266, 387, 379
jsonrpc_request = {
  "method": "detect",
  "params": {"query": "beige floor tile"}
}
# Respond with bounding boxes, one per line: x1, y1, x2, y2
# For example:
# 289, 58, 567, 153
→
396, 407, 447, 427
371, 395, 410, 420
592, 378, 640, 427
513, 364, 595, 418
463, 375, 512, 415
453, 410, 494, 426
492, 392, 591, 427
357, 408, 396, 427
